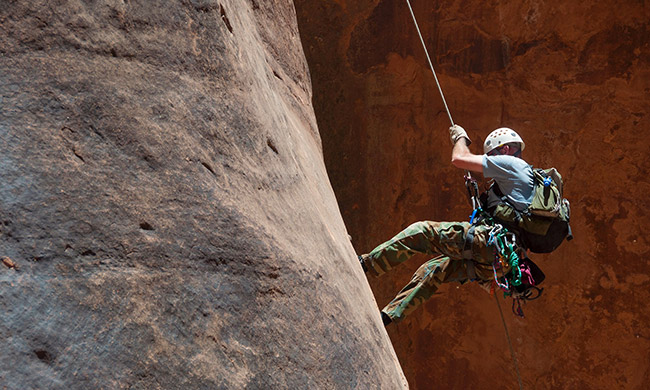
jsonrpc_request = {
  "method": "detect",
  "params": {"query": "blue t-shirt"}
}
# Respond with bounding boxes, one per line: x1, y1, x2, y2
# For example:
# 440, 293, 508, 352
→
482, 155, 534, 211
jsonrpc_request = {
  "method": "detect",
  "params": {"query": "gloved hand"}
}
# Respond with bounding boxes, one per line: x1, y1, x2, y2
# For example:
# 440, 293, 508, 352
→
449, 124, 472, 146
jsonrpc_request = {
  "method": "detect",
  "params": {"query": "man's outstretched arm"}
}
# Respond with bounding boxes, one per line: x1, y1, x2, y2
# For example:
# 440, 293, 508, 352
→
449, 125, 484, 173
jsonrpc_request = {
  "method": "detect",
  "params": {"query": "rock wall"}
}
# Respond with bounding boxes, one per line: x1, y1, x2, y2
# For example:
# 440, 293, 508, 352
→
295, 0, 650, 389
0, 1, 407, 388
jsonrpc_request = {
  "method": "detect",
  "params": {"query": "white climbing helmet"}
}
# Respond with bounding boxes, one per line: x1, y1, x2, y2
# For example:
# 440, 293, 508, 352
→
483, 127, 525, 154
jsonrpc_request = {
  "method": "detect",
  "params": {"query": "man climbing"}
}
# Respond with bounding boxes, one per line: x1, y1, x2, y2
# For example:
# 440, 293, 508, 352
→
359, 125, 569, 325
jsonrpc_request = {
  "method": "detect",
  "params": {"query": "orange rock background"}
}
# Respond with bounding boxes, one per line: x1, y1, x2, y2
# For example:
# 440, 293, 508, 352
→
295, 0, 650, 388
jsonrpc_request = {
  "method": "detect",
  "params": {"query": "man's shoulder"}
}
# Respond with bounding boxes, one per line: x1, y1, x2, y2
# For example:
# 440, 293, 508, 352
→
483, 155, 532, 174
484, 154, 530, 166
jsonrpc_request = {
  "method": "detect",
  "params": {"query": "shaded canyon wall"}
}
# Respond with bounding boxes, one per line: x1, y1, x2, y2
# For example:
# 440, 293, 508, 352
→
0, 1, 407, 388
295, 0, 650, 389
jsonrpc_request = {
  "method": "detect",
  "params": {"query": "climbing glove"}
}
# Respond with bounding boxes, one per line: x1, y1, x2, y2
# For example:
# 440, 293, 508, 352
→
449, 124, 472, 146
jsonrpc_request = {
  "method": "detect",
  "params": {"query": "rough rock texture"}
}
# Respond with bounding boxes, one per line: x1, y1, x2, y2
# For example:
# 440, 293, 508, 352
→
0, 1, 407, 389
295, 0, 650, 389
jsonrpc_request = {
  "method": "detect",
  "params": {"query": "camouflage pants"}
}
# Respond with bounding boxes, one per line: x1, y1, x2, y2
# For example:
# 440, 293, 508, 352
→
362, 221, 510, 322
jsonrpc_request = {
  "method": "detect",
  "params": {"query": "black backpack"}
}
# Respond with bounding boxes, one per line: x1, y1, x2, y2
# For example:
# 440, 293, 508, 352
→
482, 168, 573, 253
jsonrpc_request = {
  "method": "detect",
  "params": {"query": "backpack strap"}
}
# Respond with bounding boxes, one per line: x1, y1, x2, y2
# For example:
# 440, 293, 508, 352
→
491, 182, 528, 218
485, 183, 527, 246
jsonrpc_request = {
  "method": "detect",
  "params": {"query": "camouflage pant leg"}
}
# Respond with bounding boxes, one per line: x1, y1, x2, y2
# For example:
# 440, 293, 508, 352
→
382, 255, 473, 321
365, 221, 511, 322
364, 221, 470, 276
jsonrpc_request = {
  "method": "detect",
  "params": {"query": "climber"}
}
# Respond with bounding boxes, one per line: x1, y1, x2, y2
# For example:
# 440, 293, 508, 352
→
359, 125, 569, 325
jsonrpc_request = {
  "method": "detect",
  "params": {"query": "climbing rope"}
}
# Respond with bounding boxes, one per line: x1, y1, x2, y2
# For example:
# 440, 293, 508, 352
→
406, 0, 476, 184
405, 4, 524, 387
494, 293, 524, 390
405, 0, 454, 126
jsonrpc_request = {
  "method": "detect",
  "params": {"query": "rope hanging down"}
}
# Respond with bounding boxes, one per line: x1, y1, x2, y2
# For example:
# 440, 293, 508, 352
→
405, 0, 454, 126
495, 293, 525, 390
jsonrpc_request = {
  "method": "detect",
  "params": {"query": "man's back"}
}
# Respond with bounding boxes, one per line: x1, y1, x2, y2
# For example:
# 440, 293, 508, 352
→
482, 154, 534, 211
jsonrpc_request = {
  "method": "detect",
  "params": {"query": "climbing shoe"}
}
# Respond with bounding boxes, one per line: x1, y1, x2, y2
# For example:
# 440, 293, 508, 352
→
358, 255, 368, 273
381, 311, 392, 326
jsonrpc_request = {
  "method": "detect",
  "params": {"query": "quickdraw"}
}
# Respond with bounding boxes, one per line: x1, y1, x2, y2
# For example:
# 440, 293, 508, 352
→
488, 227, 522, 288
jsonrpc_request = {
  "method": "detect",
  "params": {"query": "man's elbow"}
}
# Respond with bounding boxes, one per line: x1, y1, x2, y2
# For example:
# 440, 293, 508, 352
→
451, 152, 484, 172
451, 152, 468, 168
451, 155, 463, 168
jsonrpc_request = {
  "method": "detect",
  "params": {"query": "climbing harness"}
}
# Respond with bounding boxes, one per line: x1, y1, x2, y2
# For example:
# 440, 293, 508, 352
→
465, 178, 543, 316
464, 166, 546, 313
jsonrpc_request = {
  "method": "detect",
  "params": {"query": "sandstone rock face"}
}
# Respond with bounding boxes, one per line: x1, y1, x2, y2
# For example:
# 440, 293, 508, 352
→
0, 1, 407, 388
295, 0, 650, 389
